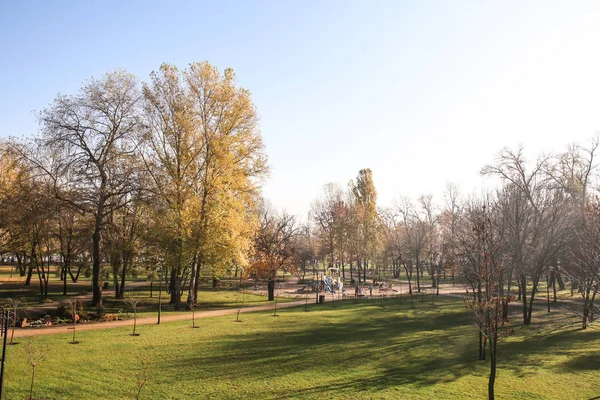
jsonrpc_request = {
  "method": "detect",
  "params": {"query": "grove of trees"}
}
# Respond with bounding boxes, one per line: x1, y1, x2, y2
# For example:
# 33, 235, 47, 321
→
1, 62, 268, 310
1, 62, 598, 335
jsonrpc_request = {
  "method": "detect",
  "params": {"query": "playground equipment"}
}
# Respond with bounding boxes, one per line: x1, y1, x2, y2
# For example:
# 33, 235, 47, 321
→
295, 272, 343, 295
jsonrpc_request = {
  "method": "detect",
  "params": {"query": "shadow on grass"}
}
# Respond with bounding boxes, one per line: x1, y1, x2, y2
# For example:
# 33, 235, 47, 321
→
158, 297, 482, 397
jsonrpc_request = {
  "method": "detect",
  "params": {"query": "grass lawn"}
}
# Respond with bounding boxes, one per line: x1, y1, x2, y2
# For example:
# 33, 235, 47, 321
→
2, 296, 599, 399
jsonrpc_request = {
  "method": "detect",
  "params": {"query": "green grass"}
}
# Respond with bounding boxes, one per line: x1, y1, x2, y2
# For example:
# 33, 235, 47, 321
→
2, 296, 599, 399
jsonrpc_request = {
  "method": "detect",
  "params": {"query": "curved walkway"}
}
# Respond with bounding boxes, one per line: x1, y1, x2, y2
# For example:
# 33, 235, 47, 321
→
9, 299, 311, 338
9, 283, 472, 338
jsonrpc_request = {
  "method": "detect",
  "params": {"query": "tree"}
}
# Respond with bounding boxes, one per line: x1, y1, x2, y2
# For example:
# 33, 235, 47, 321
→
141, 62, 267, 309
465, 204, 513, 400
379, 208, 404, 281
351, 169, 379, 283
545, 135, 599, 212
311, 183, 344, 272
124, 296, 142, 336
234, 284, 247, 322
566, 201, 600, 328
26, 339, 48, 400
38, 70, 143, 307
189, 293, 199, 328
483, 148, 573, 325
6, 298, 23, 345
439, 183, 461, 286
54, 203, 90, 295
418, 194, 439, 290
0, 142, 31, 265
248, 202, 299, 301
293, 223, 317, 282
396, 196, 431, 293
105, 197, 146, 300
65, 299, 79, 344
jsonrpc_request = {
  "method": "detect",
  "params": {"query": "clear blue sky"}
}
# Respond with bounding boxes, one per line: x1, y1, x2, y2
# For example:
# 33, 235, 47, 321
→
2, 1, 600, 217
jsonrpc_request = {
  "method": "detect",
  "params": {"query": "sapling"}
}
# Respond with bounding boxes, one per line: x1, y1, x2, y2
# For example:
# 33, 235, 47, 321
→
26, 338, 48, 400
134, 356, 151, 400
189, 293, 198, 328
124, 296, 142, 336
65, 299, 79, 344
7, 298, 23, 345
235, 286, 246, 322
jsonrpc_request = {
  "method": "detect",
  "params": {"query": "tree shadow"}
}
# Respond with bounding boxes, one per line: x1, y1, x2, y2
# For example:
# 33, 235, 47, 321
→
158, 297, 480, 397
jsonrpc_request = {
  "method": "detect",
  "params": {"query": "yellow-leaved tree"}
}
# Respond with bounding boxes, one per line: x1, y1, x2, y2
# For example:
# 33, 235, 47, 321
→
142, 62, 268, 309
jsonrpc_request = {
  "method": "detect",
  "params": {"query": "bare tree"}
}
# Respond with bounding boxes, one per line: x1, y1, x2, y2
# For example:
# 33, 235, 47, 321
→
545, 135, 600, 212
465, 204, 513, 400
234, 284, 247, 322
65, 299, 79, 344
26, 338, 49, 400
124, 296, 143, 336
566, 201, 600, 328
311, 183, 345, 274
396, 196, 431, 293
133, 356, 151, 400
38, 70, 143, 307
6, 298, 23, 345
483, 148, 573, 325
189, 293, 199, 329
248, 202, 300, 301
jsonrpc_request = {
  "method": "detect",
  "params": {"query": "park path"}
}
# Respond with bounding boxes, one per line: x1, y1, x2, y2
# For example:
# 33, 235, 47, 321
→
9, 283, 474, 339
9, 298, 316, 338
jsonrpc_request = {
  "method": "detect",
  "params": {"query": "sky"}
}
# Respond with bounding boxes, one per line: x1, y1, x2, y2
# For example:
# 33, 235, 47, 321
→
2, 1, 600, 218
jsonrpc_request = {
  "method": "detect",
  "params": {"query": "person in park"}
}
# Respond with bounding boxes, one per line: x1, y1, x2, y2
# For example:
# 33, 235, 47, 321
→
369, 284, 373, 297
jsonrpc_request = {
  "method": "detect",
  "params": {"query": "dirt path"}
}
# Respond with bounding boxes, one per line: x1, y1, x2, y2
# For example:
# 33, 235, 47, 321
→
9, 298, 314, 338
8, 283, 472, 339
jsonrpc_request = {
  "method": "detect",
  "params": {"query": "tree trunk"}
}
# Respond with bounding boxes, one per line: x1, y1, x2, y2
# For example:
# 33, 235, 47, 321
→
525, 279, 539, 325
17, 253, 26, 276
62, 264, 68, 296
25, 241, 36, 286
556, 273, 565, 291
267, 278, 275, 301
551, 271, 557, 302
520, 274, 528, 325
169, 268, 181, 308
69, 265, 82, 283
416, 262, 421, 292
193, 258, 201, 299
488, 337, 497, 400
111, 252, 120, 299
92, 220, 103, 307
118, 251, 129, 300
478, 277, 485, 360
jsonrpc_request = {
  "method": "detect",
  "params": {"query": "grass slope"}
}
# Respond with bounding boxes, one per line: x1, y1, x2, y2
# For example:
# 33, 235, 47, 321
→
3, 296, 599, 399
